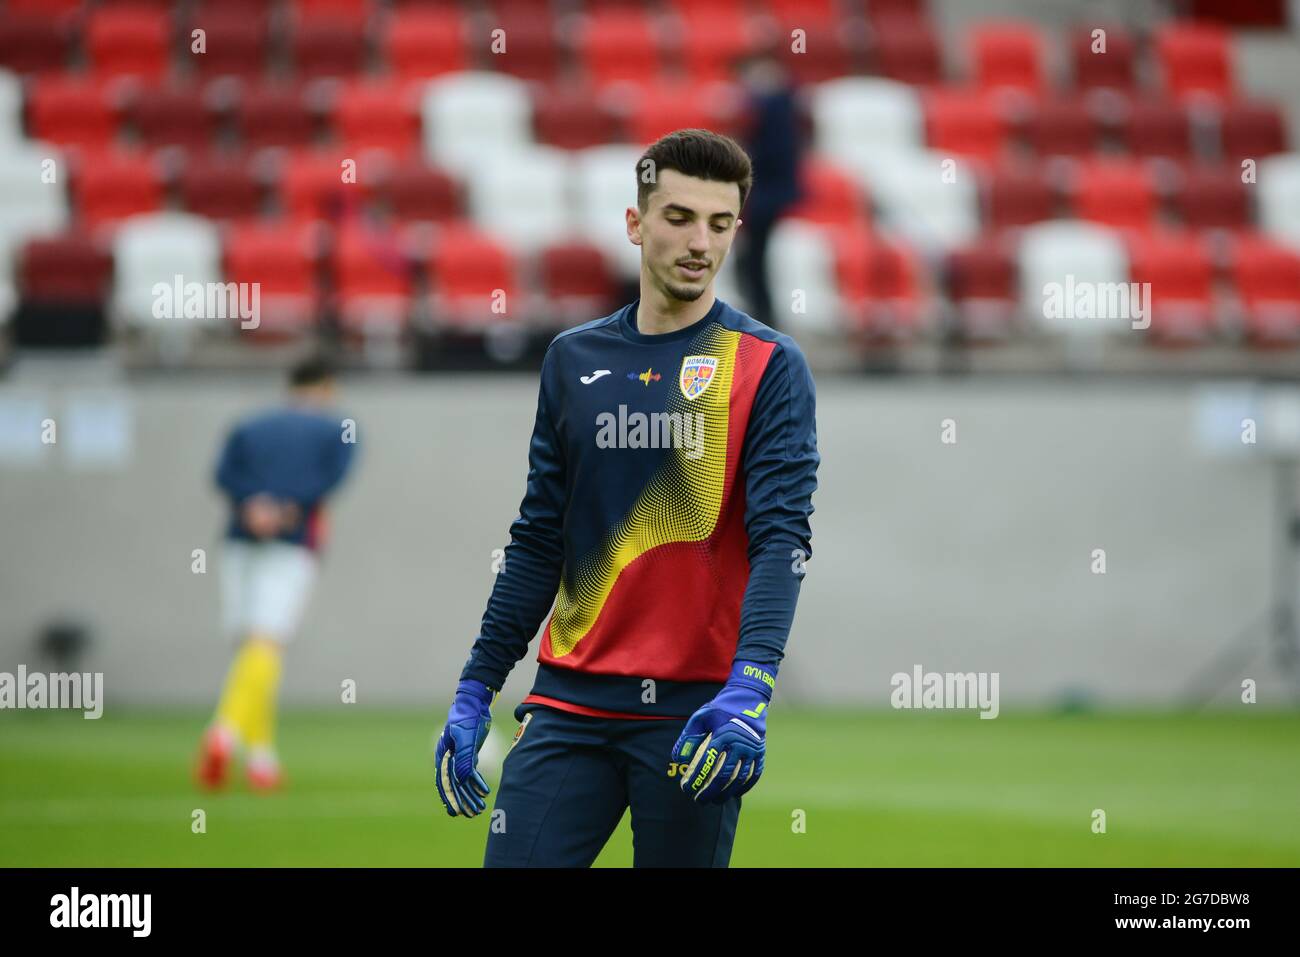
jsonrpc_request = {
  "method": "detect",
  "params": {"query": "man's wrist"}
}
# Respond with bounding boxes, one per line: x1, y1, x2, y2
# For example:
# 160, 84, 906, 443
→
459, 657, 507, 695
727, 660, 777, 699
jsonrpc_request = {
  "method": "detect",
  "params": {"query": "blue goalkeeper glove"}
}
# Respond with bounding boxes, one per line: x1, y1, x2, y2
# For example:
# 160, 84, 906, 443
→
434, 678, 497, 818
671, 661, 776, 804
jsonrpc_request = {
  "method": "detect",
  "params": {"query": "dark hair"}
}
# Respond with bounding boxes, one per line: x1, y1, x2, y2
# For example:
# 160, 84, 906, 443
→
289, 355, 336, 388
636, 128, 753, 215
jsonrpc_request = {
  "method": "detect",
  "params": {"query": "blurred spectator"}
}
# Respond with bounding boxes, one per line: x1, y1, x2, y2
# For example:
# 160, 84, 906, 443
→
734, 43, 804, 328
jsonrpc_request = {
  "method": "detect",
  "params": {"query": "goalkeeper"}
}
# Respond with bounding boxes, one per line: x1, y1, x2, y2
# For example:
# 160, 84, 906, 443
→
434, 129, 819, 867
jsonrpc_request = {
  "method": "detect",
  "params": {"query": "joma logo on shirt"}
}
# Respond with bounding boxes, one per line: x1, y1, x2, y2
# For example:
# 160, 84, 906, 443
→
595, 405, 705, 459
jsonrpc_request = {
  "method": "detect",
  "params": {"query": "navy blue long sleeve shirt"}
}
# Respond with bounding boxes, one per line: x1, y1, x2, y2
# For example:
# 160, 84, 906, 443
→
460, 296, 819, 721
215, 405, 358, 551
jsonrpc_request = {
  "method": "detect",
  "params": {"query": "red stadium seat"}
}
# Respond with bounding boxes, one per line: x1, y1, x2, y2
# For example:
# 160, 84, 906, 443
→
539, 240, 617, 321
428, 223, 519, 330
185, 11, 270, 80
378, 161, 461, 224
532, 83, 620, 150
761, 0, 837, 22
774, 17, 855, 86
290, 17, 367, 80
625, 82, 742, 146
1071, 160, 1156, 233
73, 149, 163, 227
924, 87, 1009, 161
235, 84, 315, 150
1156, 22, 1234, 101
872, 16, 944, 87
1068, 23, 1136, 91
7, 0, 83, 18
1126, 231, 1216, 343
984, 162, 1056, 230
1188, 0, 1288, 27
223, 221, 323, 337
867, 0, 930, 22
784, 158, 869, 228
19, 234, 112, 305
279, 152, 370, 223
578, 9, 664, 92
970, 23, 1046, 94
191, 0, 277, 15
333, 223, 413, 334
383, 8, 468, 82
28, 77, 116, 151
1170, 163, 1250, 231
179, 153, 264, 221
1118, 98, 1194, 160
946, 238, 1018, 339
678, 11, 762, 85
127, 86, 216, 150
834, 223, 927, 340
1219, 100, 1288, 162
1025, 96, 1102, 157
330, 81, 421, 154
290, 0, 370, 30
481, 2, 560, 83
1230, 234, 1300, 345
11, 230, 112, 346
0, 15, 74, 76
668, 0, 749, 18
86, 6, 172, 81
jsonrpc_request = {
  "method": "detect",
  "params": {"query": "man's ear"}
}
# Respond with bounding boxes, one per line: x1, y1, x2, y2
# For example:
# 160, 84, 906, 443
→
737, 218, 743, 228
626, 206, 642, 246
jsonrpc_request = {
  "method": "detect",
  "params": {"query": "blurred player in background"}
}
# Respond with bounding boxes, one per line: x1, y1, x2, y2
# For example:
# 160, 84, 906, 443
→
196, 356, 359, 792
433, 129, 819, 867
734, 41, 803, 329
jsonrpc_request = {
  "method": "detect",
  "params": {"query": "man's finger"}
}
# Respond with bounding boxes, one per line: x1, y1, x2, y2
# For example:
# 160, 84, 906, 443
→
695, 751, 743, 803
439, 751, 464, 816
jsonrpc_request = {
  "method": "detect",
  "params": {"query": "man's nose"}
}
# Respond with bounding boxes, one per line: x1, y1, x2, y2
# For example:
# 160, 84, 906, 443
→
687, 224, 710, 254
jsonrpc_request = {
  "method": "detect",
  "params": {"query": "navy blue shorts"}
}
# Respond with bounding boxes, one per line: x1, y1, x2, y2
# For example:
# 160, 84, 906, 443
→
483, 704, 742, 868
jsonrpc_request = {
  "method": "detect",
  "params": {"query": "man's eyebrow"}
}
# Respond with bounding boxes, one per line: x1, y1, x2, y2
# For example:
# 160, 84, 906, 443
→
661, 203, 736, 219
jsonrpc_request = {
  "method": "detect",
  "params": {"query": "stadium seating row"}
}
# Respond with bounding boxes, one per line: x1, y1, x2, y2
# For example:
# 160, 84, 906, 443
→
4, 143, 1296, 238
6, 72, 1286, 162
767, 220, 1300, 345
4, 209, 1298, 347
0, 3, 1255, 101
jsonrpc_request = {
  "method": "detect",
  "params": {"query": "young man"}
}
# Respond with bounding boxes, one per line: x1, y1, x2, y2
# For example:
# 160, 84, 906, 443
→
197, 357, 358, 792
435, 129, 819, 867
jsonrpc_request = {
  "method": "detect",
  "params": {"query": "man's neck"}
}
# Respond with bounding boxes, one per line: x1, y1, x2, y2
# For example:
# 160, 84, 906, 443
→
635, 280, 715, 336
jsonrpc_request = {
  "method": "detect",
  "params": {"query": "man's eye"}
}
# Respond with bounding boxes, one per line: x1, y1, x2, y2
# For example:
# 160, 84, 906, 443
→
668, 218, 686, 225
712, 224, 727, 232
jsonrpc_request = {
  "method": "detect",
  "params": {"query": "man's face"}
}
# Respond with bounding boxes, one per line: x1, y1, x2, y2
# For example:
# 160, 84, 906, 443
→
627, 169, 742, 303
294, 381, 336, 406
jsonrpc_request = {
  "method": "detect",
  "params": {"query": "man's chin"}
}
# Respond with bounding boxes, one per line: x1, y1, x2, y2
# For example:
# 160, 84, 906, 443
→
663, 280, 707, 303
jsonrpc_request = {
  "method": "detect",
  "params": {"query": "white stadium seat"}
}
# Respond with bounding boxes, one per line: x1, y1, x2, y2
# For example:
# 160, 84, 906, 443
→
111, 212, 223, 348
465, 146, 574, 254
574, 144, 644, 280
811, 78, 924, 172
857, 149, 981, 255
1257, 153, 1300, 251
764, 218, 844, 336
0, 142, 69, 249
1017, 220, 1130, 334
421, 72, 533, 180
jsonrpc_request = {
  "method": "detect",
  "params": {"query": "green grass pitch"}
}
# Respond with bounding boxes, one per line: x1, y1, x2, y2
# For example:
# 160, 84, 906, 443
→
1, 709, 1297, 867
